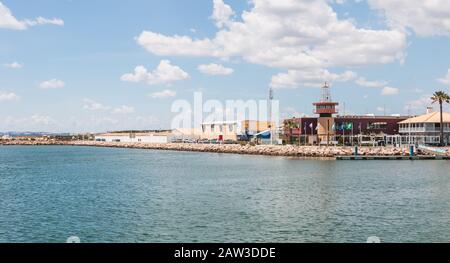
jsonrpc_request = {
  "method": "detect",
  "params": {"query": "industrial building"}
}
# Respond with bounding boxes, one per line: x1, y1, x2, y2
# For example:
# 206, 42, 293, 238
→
95, 131, 172, 143
201, 120, 275, 141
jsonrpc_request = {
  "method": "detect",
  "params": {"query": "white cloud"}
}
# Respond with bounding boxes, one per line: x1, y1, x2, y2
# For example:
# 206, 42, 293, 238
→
0, 91, 19, 101
270, 68, 358, 89
30, 115, 55, 126
0, 115, 57, 131
211, 0, 235, 28
437, 69, 450, 85
381, 86, 399, 95
24, 17, 64, 27
137, 32, 220, 57
39, 79, 65, 89
355, 77, 387, 88
4, 62, 23, 69
136, 0, 406, 70
0, 2, 26, 30
0, 2, 63, 30
198, 63, 234, 75
83, 99, 110, 111
149, 89, 177, 99
405, 95, 432, 112
112, 105, 135, 114
121, 60, 189, 85
368, 0, 450, 36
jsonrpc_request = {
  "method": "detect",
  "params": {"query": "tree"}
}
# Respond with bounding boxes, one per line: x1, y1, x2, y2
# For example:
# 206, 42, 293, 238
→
431, 91, 450, 146
284, 119, 298, 145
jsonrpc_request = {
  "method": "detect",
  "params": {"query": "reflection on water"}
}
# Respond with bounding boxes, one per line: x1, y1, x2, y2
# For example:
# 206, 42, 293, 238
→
0, 146, 449, 243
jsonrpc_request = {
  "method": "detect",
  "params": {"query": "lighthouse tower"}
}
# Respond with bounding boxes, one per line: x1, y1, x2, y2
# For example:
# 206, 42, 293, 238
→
313, 83, 339, 145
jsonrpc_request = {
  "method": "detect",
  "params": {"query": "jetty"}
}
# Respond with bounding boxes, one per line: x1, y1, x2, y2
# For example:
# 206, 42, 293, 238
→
337, 156, 450, 160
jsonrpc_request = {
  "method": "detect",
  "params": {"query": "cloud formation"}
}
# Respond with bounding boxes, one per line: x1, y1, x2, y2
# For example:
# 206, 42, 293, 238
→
121, 60, 189, 85
112, 105, 135, 114
270, 68, 357, 89
136, 0, 406, 70
82, 99, 110, 111
0, 1, 63, 30
198, 63, 234, 76
4, 62, 23, 69
211, 0, 235, 28
149, 89, 177, 99
39, 79, 65, 89
381, 86, 399, 96
0, 91, 19, 101
437, 69, 450, 85
368, 0, 450, 36
270, 68, 387, 89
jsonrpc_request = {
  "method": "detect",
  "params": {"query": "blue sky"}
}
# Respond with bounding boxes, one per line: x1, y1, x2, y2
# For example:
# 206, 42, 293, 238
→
1, 0, 450, 132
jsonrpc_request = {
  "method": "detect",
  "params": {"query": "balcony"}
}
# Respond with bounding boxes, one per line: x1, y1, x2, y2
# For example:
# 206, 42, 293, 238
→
400, 128, 450, 133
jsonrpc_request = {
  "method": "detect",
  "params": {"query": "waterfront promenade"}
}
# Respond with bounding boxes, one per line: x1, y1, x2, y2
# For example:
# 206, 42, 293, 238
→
2, 140, 449, 158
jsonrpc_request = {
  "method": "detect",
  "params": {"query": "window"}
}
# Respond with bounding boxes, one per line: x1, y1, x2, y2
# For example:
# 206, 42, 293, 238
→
220, 125, 223, 133
368, 122, 387, 130
229, 124, 234, 132
211, 124, 215, 132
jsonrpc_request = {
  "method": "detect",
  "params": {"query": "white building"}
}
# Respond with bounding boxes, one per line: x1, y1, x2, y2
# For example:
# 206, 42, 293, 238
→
200, 120, 276, 141
171, 128, 202, 142
201, 121, 242, 141
397, 110, 450, 145
95, 132, 171, 143
1, 135, 12, 140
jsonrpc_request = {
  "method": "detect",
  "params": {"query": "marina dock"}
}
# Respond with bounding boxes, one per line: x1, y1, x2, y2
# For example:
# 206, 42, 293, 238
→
337, 156, 450, 160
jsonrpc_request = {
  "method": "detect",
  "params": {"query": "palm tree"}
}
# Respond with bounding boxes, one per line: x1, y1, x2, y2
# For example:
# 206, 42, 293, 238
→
284, 119, 298, 145
431, 91, 450, 146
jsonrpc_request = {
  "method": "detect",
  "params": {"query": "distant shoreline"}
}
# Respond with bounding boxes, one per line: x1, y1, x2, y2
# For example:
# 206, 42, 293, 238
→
2, 140, 449, 159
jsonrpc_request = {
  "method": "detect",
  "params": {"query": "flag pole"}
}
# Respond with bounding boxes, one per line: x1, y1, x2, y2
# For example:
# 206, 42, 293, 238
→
343, 122, 346, 146
351, 123, 354, 146
304, 122, 307, 146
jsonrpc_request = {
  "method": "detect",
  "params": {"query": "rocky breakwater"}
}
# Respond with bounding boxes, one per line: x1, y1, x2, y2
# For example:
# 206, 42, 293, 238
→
0, 140, 66, 146
444, 147, 450, 157
67, 141, 417, 158
1, 140, 431, 157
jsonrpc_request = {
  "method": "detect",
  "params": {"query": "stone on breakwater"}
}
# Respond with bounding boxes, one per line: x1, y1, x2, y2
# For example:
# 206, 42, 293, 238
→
1, 140, 437, 158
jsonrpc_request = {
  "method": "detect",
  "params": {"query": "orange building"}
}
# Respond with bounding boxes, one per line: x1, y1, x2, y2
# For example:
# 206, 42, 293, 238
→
313, 83, 339, 145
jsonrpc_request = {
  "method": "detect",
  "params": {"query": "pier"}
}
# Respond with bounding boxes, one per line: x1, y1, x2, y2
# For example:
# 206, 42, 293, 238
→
337, 156, 450, 160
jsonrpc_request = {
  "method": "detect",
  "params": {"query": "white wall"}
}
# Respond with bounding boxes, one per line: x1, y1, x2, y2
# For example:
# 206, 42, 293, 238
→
95, 135, 168, 143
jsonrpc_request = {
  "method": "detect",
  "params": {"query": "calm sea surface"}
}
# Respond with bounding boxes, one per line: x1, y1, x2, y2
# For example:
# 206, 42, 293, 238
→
0, 146, 450, 243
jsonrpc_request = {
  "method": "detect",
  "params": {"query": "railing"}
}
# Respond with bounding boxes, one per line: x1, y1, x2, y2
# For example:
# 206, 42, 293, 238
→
386, 135, 442, 145
399, 128, 450, 133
